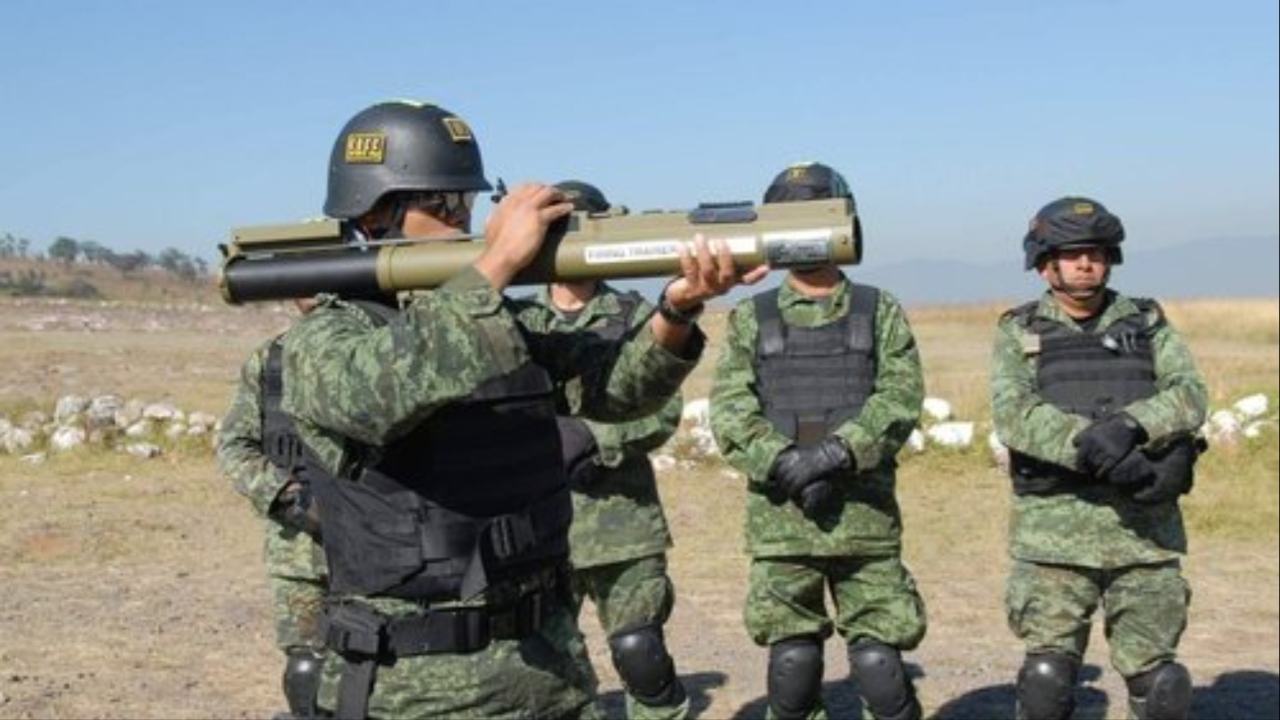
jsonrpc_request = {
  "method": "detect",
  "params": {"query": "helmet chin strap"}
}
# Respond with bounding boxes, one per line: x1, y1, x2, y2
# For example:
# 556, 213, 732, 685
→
1047, 258, 1109, 301
379, 200, 409, 239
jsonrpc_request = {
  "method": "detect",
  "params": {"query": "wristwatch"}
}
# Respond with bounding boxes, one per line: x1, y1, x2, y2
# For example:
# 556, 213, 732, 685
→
657, 281, 704, 325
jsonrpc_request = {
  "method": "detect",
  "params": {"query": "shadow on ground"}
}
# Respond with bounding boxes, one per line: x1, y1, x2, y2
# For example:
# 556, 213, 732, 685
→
931, 665, 1280, 720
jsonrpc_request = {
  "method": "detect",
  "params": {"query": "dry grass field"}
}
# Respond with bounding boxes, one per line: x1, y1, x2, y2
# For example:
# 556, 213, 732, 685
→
0, 289, 1276, 719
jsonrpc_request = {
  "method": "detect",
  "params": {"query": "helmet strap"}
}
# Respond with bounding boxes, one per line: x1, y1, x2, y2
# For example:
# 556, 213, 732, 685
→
380, 199, 409, 239
1047, 257, 1108, 301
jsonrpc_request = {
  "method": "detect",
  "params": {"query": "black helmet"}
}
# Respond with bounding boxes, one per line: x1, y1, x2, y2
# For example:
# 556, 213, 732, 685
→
763, 161, 853, 204
324, 100, 492, 219
763, 161, 862, 264
554, 180, 611, 214
1023, 196, 1125, 270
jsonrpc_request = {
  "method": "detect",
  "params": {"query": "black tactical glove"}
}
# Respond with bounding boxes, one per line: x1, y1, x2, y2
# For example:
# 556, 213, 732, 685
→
1073, 412, 1148, 478
556, 416, 602, 490
1132, 439, 1199, 504
272, 480, 323, 539
1106, 449, 1157, 488
797, 479, 839, 520
768, 436, 854, 504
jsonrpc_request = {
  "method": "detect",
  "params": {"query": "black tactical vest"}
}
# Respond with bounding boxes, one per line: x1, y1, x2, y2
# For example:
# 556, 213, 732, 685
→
591, 290, 642, 341
305, 302, 572, 601
1021, 299, 1163, 418
752, 284, 879, 448
1006, 298, 1166, 492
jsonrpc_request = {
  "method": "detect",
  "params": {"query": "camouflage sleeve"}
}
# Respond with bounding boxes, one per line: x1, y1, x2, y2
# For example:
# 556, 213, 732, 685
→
516, 297, 704, 424
282, 267, 534, 445
514, 293, 684, 468
832, 290, 924, 470
215, 342, 286, 516
1124, 321, 1209, 442
990, 313, 1088, 467
709, 300, 793, 487
587, 390, 683, 468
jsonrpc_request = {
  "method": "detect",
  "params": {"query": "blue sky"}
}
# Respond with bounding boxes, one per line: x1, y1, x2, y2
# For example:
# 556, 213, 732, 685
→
1, 0, 1276, 272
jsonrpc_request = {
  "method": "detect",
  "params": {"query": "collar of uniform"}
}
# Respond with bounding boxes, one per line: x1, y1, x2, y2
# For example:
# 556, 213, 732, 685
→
1037, 288, 1132, 327
778, 273, 851, 316
552, 282, 622, 326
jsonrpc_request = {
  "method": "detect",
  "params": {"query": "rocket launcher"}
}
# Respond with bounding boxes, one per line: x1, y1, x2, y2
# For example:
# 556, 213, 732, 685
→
217, 198, 860, 304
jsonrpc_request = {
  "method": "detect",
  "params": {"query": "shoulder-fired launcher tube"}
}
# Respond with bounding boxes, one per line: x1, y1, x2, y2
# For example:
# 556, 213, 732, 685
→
218, 198, 859, 304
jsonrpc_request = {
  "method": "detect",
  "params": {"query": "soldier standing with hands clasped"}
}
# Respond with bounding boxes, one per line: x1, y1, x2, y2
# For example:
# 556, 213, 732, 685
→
711, 162, 927, 720
990, 196, 1208, 720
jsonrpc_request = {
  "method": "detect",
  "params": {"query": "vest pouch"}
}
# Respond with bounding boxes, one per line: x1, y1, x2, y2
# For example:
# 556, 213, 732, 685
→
306, 461, 428, 596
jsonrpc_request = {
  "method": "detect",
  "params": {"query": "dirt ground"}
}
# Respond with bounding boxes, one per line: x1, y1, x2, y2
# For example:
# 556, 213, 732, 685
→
0, 297, 1277, 719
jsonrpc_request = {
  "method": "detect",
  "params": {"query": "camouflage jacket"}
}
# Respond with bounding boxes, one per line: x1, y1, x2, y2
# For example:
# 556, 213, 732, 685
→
710, 275, 924, 558
279, 267, 703, 612
517, 283, 679, 568
216, 335, 325, 580
990, 289, 1209, 567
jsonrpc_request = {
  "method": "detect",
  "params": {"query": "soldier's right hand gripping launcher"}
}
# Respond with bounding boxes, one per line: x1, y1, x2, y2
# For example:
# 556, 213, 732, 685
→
217, 198, 861, 304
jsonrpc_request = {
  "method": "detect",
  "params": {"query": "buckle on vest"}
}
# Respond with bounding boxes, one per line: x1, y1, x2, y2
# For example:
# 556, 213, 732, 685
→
486, 512, 537, 561
321, 601, 388, 657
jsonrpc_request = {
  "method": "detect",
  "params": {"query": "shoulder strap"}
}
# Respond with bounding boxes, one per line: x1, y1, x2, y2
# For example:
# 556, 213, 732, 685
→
1130, 297, 1168, 332
346, 298, 399, 326
753, 287, 785, 357
615, 289, 644, 328
845, 283, 879, 350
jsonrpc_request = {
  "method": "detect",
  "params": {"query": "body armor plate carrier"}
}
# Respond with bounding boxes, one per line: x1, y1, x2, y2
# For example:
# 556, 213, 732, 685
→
753, 283, 879, 448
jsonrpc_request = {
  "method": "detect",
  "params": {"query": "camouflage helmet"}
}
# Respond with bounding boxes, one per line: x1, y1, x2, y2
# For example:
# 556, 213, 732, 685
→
764, 161, 863, 264
554, 180, 611, 214
1023, 196, 1125, 270
324, 100, 492, 219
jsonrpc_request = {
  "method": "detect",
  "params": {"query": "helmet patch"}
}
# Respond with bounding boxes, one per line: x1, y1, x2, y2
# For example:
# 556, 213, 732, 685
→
343, 133, 386, 164
1072, 201, 1095, 216
442, 117, 474, 143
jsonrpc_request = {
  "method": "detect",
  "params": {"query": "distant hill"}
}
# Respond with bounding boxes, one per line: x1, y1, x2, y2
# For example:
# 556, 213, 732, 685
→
6, 235, 1275, 308
845, 235, 1279, 307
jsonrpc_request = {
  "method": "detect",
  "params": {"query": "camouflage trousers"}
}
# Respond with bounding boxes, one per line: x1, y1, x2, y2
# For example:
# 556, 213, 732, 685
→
744, 554, 927, 649
573, 554, 689, 720
316, 599, 603, 720
1006, 559, 1191, 678
264, 520, 327, 651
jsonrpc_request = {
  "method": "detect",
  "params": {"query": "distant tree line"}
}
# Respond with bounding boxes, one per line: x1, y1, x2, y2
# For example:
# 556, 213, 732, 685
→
1, 232, 209, 278
1, 232, 210, 297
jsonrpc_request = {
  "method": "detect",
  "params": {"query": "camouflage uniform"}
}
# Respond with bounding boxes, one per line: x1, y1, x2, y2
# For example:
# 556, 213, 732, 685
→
710, 276, 927, 720
217, 335, 328, 691
991, 290, 1208, 695
282, 267, 703, 720
519, 283, 689, 720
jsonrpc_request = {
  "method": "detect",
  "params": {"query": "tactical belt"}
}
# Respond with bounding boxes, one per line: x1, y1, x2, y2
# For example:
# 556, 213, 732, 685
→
322, 587, 558, 719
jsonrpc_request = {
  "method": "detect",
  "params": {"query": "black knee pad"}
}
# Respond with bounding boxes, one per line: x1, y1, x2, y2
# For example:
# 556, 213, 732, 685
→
1126, 662, 1191, 720
848, 641, 921, 720
767, 637, 824, 720
1016, 652, 1079, 720
608, 622, 684, 707
283, 647, 325, 719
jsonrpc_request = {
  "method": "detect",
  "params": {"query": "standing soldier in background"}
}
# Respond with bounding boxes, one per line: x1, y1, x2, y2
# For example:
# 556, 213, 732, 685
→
279, 100, 764, 720
710, 162, 927, 720
519, 180, 690, 720
217, 298, 327, 720
990, 196, 1208, 720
